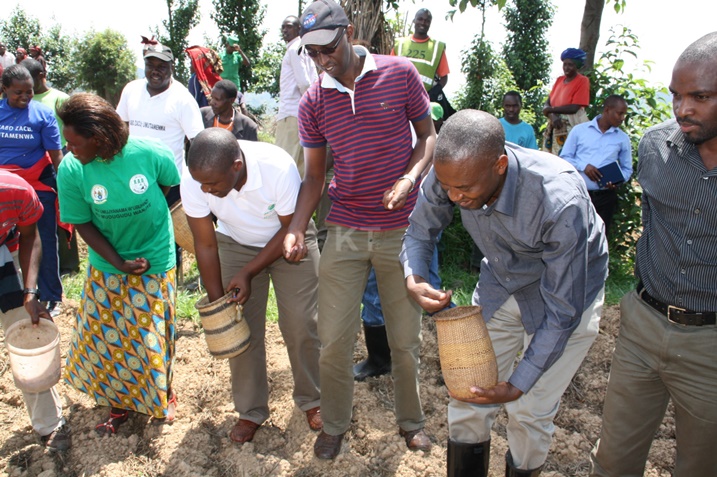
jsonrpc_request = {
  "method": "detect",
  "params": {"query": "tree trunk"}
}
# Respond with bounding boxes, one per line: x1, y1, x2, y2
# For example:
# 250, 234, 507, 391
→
579, 0, 605, 71
341, 0, 393, 55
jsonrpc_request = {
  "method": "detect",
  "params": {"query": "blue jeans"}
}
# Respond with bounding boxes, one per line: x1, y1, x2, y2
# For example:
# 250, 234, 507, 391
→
36, 191, 62, 302
361, 244, 441, 327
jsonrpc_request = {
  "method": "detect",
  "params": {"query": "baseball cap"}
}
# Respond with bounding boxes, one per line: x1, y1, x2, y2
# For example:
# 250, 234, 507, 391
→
430, 102, 444, 121
299, 0, 349, 49
144, 43, 174, 62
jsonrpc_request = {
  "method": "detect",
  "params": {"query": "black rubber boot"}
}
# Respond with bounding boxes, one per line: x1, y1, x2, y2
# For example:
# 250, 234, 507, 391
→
447, 439, 490, 477
505, 451, 543, 477
353, 324, 391, 381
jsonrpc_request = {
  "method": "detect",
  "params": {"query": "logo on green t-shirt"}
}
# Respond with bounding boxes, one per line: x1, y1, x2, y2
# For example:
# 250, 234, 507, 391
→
92, 184, 108, 204
129, 174, 149, 194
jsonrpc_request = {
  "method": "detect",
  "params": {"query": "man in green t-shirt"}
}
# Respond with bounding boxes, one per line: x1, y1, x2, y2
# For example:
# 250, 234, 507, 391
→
220, 35, 251, 90
392, 9, 450, 91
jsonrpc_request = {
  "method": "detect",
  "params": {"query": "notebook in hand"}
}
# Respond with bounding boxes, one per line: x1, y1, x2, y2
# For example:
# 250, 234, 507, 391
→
596, 162, 624, 188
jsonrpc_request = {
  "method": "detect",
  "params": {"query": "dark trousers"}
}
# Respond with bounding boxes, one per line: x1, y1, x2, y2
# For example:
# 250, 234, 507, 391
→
589, 189, 618, 236
36, 191, 62, 302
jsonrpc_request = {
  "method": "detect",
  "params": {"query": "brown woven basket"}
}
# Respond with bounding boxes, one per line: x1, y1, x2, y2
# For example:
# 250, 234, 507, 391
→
433, 305, 498, 399
195, 292, 251, 359
170, 200, 195, 255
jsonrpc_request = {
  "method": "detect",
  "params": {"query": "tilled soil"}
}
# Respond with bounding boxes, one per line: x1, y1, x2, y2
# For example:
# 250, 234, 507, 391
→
1, 300, 676, 476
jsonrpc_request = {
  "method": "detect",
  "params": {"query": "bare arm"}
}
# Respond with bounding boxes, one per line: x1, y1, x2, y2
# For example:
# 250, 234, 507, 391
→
48, 150, 63, 171
283, 147, 326, 262
75, 222, 150, 275
186, 214, 225, 302
544, 104, 582, 115
17, 223, 50, 324
383, 115, 436, 211
225, 214, 293, 304
234, 45, 251, 67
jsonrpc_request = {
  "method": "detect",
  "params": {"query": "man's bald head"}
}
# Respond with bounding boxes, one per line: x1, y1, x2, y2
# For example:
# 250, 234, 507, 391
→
187, 128, 241, 173
435, 110, 505, 168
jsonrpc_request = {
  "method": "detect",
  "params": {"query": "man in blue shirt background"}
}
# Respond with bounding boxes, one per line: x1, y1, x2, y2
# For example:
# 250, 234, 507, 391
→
560, 95, 632, 235
499, 91, 538, 150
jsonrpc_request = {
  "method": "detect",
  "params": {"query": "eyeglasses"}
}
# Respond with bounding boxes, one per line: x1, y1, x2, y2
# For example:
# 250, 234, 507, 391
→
304, 28, 345, 58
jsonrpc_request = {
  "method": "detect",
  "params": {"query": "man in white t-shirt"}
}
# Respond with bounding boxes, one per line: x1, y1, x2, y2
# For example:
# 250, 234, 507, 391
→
0, 41, 15, 70
116, 41, 204, 206
275, 15, 318, 177
181, 128, 322, 445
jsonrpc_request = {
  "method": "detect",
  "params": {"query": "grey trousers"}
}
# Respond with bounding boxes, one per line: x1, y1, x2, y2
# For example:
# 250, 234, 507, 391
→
449, 290, 603, 470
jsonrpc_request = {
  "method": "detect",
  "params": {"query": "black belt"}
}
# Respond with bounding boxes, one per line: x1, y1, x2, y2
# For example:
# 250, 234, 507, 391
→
637, 283, 716, 326
588, 189, 615, 196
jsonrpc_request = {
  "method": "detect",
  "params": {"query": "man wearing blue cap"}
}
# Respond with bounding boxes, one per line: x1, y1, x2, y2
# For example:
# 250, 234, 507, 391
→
283, 0, 436, 461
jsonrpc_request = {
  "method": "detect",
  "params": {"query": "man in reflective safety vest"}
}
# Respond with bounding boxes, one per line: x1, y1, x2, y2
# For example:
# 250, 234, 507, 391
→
392, 9, 450, 91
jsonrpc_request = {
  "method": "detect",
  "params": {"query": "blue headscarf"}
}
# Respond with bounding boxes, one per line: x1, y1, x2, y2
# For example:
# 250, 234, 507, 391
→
560, 48, 587, 68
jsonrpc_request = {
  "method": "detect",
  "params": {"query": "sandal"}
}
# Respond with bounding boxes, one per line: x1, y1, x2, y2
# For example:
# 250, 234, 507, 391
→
95, 409, 129, 436
152, 391, 178, 424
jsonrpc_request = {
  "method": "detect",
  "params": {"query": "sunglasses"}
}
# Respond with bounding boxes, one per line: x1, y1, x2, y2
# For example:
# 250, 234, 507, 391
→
304, 28, 345, 58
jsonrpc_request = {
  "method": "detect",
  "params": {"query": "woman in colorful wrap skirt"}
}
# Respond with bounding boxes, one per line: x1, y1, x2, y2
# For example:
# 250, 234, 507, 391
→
56, 93, 181, 435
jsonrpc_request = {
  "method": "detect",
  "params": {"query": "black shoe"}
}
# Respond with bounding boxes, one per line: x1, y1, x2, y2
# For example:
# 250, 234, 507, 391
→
353, 324, 391, 381
41, 424, 71, 452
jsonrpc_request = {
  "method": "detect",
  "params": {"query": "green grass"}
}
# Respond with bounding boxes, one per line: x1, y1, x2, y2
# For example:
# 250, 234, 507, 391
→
605, 253, 637, 306
61, 261, 88, 301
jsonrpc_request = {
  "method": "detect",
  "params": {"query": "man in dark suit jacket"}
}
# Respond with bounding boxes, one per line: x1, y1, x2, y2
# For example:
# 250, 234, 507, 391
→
200, 80, 258, 141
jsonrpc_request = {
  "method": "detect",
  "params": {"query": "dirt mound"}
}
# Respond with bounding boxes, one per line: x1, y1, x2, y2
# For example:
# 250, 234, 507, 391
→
0, 302, 675, 476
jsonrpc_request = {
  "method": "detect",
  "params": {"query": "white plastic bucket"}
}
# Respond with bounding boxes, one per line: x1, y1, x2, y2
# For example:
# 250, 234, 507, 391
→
4, 318, 61, 393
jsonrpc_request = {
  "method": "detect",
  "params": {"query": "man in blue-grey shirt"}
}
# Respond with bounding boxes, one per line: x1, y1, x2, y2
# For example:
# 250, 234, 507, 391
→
560, 95, 632, 235
400, 110, 608, 477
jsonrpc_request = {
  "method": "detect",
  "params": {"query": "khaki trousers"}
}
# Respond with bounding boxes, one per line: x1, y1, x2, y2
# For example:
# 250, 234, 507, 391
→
217, 226, 321, 425
449, 290, 603, 470
590, 290, 717, 477
274, 116, 304, 177
318, 225, 425, 435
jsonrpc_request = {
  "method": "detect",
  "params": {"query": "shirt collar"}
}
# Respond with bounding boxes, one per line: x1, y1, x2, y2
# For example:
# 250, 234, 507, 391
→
588, 114, 619, 134
237, 150, 261, 194
666, 120, 691, 153
287, 36, 300, 47
320, 45, 377, 92
484, 147, 518, 217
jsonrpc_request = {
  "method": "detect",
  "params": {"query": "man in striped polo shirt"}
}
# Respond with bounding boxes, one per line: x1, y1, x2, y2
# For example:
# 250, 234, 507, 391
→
283, 0, 436, 461
590, 32, 717, 476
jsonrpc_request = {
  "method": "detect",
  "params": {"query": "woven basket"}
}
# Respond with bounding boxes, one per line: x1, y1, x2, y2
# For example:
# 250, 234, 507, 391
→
170, 201, 195, 255
433, 306, 498, 399
195, 292, 251, 359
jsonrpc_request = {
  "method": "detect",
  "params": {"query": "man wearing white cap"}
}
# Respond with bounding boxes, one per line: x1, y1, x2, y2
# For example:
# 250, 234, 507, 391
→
116, 39, 204, 207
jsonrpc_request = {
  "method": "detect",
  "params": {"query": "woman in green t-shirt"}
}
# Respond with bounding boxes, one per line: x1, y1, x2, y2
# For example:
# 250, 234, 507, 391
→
56, 93, 181, 435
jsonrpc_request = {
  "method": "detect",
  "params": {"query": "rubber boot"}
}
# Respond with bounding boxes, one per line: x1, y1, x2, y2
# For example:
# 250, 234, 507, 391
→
505, 451, 543, 477
447, 439, 490, 477
353, 324, 391, 381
